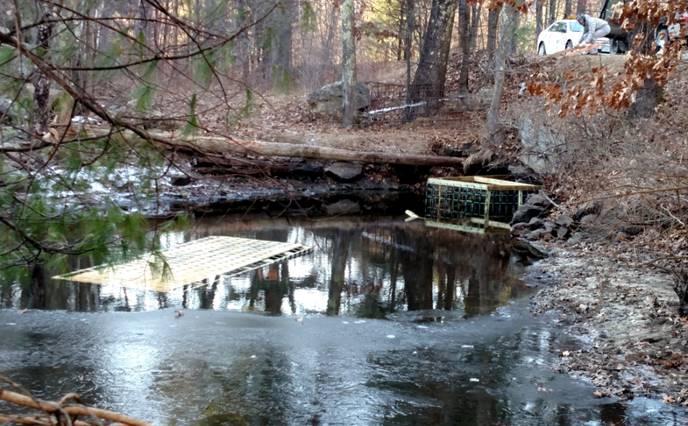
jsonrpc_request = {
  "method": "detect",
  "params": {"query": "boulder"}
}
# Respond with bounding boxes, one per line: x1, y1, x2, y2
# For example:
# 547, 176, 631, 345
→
573, 201, 602, 221
517, 117, 563, 175
511, 193, 553, 225
512, 204, 547, 225
307, 81, 370, 117
555, 214, 574, 229
325, 162, 363, 181
557, 225, 571, 240
527, 193, 554, 209
324, 199, 361, 216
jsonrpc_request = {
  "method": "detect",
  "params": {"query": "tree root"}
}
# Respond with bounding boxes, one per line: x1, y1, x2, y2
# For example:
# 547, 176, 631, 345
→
0, 375, 149, 426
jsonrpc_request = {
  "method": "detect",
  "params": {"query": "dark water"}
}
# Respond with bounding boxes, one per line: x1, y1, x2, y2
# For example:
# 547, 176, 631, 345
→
1, 216, 686, 425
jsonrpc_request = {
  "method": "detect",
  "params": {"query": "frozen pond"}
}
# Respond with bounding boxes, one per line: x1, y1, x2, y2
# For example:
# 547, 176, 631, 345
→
0, 216, 685, 424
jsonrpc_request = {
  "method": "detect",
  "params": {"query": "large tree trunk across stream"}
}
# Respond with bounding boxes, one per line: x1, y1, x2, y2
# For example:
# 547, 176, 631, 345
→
83, 128, 465, 167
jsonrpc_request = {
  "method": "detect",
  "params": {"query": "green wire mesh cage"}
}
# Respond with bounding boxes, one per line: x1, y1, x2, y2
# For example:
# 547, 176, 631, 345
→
425, 177, 540, 225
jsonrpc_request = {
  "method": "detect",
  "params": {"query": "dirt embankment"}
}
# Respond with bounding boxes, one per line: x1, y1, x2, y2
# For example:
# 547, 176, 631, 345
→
528, 243, 688, 406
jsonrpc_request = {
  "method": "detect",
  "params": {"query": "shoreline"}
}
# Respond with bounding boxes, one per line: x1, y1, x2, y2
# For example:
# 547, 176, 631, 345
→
526, 243, 688, 406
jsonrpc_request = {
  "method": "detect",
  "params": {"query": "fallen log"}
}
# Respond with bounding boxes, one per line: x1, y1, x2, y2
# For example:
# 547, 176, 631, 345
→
79, 127, 465, 168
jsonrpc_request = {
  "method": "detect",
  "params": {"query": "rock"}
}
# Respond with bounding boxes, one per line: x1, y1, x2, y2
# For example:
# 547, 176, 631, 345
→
543, 220, 556, 234
307, 81, 370, 117
512, 238, 548, 262
324, 199, 361, 216
579, 214, 598, 227
511, 222, 529, 236
528, 217, 545, 229
525, 228, 551, 241
557, 225, 571, 240
620, 225, 644, 237
573, 201, 602, 222
527, 193, 554, 209
325, 162, 363, 181
512, 204, 546, 225
556, 214, 574, 228
517, 116, 564, 175
507, 164, 541, 183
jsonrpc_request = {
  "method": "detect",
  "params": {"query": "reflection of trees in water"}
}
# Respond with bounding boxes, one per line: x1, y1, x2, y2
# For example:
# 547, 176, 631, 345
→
1, 282, 12, 308
327, 230, 349, 316
308, 224, 525, 317
245, 262, 294, 316
3, 220, 526, 316
14, 260, 101, 311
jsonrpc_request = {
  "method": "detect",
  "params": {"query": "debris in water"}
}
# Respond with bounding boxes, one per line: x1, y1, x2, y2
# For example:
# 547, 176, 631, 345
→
461, 344, 474, 349
175, 310, 184, 319
6, 323, 16, 326
469, 378, 480, 383
354, 320, 366, 324
250, 355, 257, 359
386, 335, 396, 339
416, 325, 429, 329
342, 321, 350, 325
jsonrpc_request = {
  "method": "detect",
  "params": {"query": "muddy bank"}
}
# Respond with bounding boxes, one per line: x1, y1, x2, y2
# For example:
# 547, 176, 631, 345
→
527, 245, 688, 406
145, 175, 423, 218
60, 159, 429, 219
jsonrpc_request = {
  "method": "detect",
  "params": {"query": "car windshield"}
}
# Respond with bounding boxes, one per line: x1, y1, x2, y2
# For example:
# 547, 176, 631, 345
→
569, 22, 584, 32
550, 22, 567, 32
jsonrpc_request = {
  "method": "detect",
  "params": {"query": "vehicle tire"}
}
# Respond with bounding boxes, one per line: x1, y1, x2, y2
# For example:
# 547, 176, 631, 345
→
538, 43, 546, 56
656, 27, 669, 51
565, 40, 573, 50
610, 39, 621, 54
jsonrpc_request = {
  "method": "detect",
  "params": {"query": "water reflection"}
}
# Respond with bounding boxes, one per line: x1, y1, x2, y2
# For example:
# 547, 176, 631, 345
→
0, 217, 529, 318
1, 217, 530, 318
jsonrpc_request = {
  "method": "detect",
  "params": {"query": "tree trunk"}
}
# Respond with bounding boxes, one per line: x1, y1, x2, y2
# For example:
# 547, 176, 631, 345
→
327, 232, 349, 316
535, 0, 544, 47
563, 0, 572, 18
628, 78, 662, 118
410, 0, 458, 102
236, 0, 251, 82
321, 2, 340, 85
458, 0, 470, 93
548, 0, 557, 24
509, 11, 520, 56
576, 0, 586, 15
468, 3, 482, 52
341, 0, 357, 128
486, 5, 501, 61
403, 0, 416, 122
270, 0, 294, 92
487, 3, 518, 144
31, 5, 53, 135
84, 129, 467, 167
